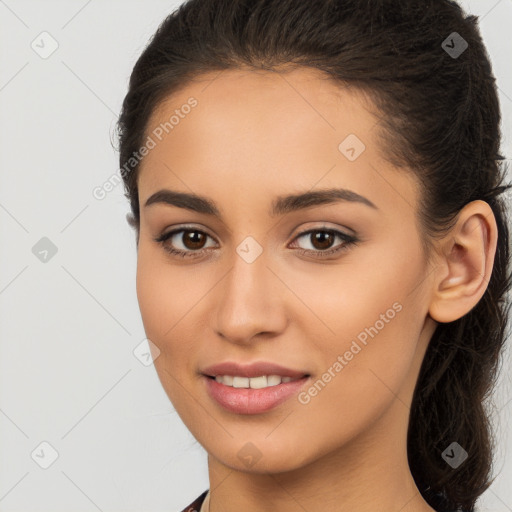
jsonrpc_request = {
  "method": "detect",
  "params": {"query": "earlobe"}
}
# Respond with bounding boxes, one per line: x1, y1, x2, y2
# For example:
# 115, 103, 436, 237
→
428, 200, 497, 323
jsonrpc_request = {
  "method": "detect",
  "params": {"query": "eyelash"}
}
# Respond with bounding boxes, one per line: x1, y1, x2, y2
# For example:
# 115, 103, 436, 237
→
153, 225, 358, 260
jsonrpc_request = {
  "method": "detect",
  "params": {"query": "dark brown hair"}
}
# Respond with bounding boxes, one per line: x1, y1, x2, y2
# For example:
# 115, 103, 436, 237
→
116, 1, 512, 510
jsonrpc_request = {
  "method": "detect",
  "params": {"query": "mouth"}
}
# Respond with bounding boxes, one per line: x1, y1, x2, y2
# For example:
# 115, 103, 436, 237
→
202, 373, 311, 414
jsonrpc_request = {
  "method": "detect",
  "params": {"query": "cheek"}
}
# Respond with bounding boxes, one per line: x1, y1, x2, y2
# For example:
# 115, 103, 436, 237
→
136, 243, 189, 337
135, 252, 197, 409
292, 241, 426, 397
136, 246, 183, 363
136, 255, 167, 338
291, 301, 422, 453
135, 245, 208, 374
289, 246, 419, 340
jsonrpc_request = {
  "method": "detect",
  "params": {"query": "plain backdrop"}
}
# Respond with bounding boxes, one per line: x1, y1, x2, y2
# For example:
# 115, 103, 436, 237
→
0, 1, 511, 511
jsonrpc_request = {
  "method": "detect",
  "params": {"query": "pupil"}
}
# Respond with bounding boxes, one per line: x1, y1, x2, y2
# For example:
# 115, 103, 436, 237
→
313, 232, 333, 249
186, 231, 204, 249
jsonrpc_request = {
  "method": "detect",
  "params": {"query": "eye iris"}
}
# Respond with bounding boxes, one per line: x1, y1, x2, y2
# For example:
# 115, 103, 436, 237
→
184, 231, 206, 250
312, 231, 334, 250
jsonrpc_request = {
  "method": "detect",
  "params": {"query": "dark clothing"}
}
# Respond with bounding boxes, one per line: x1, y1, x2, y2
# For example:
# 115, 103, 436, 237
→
180, 490, 208, 512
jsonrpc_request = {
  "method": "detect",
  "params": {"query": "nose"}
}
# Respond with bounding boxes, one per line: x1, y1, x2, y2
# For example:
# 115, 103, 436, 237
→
213, 246, 288, 345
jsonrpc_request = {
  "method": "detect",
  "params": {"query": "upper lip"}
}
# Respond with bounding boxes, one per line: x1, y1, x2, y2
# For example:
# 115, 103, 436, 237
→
201, 361, 309, 379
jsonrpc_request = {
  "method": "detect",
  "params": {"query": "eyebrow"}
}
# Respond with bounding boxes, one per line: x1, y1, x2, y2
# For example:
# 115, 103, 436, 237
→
144, 187, 378, 217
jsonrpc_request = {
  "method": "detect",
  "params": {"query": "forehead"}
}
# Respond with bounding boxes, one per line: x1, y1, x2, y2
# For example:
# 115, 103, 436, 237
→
137, 67, 419, 219
144, 66, 375, 147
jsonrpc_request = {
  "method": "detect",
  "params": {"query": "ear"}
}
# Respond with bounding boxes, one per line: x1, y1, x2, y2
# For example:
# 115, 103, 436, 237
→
428, 200, 498, 323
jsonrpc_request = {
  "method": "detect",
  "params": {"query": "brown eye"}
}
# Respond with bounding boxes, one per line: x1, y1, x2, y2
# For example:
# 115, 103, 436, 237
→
181, 230, 208, 250
154, 226, 358, 260
154, 228, 217, 258
291, 228, 358, 258
309, 231, 336, 250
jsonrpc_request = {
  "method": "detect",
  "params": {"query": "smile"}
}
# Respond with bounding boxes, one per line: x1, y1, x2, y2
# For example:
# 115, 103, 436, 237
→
203, 374, 311, 414
209, 374, 303, 388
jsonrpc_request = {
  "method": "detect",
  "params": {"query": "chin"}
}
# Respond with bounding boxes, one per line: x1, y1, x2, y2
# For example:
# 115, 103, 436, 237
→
205, 436, 317, 474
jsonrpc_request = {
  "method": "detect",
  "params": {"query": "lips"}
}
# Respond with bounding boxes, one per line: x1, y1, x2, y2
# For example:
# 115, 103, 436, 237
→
201, 360, 309, 379
200, 360, 311, 414
203, 373, 311, 414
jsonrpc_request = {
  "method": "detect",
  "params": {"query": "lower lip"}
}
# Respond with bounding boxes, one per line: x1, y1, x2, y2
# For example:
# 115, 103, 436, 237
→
203, 375, 310, 415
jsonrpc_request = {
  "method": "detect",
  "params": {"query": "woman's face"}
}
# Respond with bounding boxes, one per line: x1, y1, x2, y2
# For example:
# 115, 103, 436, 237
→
135, 67, 438, 473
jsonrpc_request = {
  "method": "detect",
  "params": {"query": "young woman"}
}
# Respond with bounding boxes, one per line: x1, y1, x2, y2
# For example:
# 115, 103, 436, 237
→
116, 0, 511, 511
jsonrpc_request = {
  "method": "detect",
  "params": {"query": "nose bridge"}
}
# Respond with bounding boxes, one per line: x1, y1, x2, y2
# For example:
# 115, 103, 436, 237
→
222, 236, 272, 313
214, 235, 286, 341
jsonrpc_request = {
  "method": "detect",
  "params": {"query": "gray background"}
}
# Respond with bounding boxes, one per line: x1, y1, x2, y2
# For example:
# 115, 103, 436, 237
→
0, 1, 511, 511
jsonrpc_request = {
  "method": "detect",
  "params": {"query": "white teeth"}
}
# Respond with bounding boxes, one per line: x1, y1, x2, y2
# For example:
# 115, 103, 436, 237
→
267, 375, 282, 386
249, 375, 267, 389
233, 376, 249, 388
213, 374, 300, 388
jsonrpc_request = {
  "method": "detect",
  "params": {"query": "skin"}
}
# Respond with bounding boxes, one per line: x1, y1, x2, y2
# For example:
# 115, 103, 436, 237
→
133, 67, 497, 512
